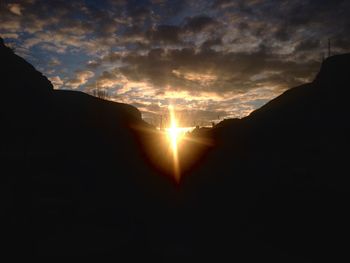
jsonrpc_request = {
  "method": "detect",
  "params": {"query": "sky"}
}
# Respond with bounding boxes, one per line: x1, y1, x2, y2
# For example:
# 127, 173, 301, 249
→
1, 0, 350, 127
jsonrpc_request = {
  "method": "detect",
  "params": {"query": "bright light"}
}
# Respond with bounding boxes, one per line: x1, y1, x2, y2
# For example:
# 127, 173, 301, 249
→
162, 106, 198, 181
166, 105, 181, 181
168, 105, 179, 152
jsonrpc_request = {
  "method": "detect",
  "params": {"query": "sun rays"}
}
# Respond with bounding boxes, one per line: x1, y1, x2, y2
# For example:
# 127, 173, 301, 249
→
166, 105, 181, 182
134, 104, 213, 182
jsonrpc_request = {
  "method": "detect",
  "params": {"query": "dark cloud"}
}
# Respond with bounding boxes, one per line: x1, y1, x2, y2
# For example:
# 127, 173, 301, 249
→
1, 0, 350, 123
147, 25, 181, 44
295, 39, 321, 52
183, 15, 218, 33
201, 37, 223, 50
274, 27, 291, 42
126, 5, 153, 26
211, 0, 238, 9
108, 45, 320, 98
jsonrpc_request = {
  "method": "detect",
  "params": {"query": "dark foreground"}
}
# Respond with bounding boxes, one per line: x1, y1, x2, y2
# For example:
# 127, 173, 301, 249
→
1, 38, 349, 261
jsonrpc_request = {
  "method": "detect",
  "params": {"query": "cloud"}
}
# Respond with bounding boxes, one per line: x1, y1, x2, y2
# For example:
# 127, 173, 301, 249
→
116, 46, 319, 95
0, 33, 19, 39
294, 39, 321, 52
147, 25, 181, 44
201, 37, 223, 50
8, 4, 22, 16
48, 57, 61, 67
65, 70, 94, 89
183, 15, 218, 33
93, 70, 125, 89
1, 0, 350, 124
0, 19, 21, 32
49, 76, 63, 89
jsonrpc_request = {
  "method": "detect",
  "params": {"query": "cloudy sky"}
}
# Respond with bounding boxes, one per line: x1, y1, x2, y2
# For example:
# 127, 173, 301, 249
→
1, 0, 350, 126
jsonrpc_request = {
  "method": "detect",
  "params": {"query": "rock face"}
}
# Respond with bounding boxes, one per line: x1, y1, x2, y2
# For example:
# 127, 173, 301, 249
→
1, 36, 349, 261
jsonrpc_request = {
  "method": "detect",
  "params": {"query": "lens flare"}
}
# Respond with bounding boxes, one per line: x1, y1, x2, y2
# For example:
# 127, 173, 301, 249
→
166, 105, 181, 181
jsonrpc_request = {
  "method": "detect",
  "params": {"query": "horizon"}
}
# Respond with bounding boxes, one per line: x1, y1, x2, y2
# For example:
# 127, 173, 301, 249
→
1, 0, 350, 126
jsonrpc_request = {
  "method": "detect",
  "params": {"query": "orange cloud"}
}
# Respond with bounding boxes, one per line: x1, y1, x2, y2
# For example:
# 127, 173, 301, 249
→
8, 4, 22, 16
65, 71, 94, 89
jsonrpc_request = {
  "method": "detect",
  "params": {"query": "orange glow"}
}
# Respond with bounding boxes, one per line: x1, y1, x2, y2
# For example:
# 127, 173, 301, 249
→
135, 104, 213, 181
166, 105, 183, 181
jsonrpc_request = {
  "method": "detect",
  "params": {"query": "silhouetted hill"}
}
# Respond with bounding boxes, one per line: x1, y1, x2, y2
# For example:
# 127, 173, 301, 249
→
206, 54, 350, 188
1, 38, 178, 259
182, 53, 350, 261
2, 36, 349, 261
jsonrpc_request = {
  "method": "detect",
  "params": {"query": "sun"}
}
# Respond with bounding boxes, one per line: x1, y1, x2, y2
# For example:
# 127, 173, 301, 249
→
168, 106, 180, 151
166, 105, 181, 181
